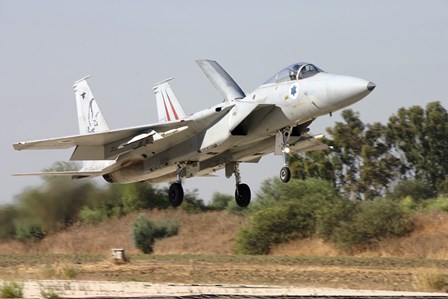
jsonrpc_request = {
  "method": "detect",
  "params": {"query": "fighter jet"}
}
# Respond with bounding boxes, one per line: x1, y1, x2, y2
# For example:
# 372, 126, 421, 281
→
13, 60, 375, 207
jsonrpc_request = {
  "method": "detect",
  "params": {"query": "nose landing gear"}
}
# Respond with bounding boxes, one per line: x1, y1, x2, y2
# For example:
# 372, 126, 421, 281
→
280, 166, 291, 183
279, 128, 292, 183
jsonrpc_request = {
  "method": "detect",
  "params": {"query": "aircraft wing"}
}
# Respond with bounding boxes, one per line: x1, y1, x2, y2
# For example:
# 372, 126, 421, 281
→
13, 104, 236, 160
13, 120, 193, 160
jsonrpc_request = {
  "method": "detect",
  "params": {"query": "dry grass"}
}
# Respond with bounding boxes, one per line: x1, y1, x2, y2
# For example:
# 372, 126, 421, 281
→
272, 212, 448, 260
414, 269, 447, 291
358, 212, 448, 259
270, 237, 339, 257
1, 210, 448, 260
0, 210, 245, 255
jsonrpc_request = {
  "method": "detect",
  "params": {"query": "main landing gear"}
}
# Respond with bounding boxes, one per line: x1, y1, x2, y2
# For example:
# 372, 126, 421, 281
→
279, 128, 291, 183
233, 162, 251, 207
168, 164, 184, 207
167, 162, 251, 208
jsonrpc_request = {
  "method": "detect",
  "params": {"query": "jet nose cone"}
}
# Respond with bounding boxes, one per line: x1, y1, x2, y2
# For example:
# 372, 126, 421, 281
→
367, 81, 376, 91
325, 75, 375, 109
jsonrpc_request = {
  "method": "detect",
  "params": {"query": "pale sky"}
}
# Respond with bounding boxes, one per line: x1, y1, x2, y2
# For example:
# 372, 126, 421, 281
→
1, 0, 447, 204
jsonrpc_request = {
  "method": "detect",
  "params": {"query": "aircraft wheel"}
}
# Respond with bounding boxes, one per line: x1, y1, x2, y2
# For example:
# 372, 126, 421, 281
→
168, 182, 184, 207
280, 166, 291, 183
235, 183, 251, 207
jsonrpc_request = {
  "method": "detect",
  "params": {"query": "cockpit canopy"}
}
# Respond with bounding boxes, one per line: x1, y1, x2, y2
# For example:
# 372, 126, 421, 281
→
263, 62, 323, 85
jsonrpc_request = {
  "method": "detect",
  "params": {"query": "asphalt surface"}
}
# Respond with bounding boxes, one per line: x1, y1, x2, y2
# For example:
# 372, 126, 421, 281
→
16, 281, 448, 298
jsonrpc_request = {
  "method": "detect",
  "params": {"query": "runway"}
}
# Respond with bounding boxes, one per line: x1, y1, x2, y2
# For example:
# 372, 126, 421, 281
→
18, 280, 448, 298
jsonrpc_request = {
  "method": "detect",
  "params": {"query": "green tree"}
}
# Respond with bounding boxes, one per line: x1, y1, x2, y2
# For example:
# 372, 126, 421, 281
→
387, 101, 448, 192
291, 109, 404, 199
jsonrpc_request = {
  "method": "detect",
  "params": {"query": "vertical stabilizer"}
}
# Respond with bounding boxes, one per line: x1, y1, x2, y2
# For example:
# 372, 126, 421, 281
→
73, 76, 113, 173
153, 78, 186, 122
73, 76, 109, 134
196, 60, 245, 102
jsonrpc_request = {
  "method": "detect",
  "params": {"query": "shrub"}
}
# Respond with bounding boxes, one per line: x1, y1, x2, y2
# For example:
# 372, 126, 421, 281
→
40, 285, 60, 299
132, 215, 156, 254
60, 265, 77, 279
14, 220, 46, 242
400, 195, 418, 211
0, 281, 24, 298
236, 178, 342, 255
79, 207, 107, 224
181, 190, 207, 213
153, 219, 179, 239
235, 199, 322, 254
389, 180, 435, 201
209, 192, 233, 210
322, 198, 414, 252
0, 205, 18, 240
424, 197, 448, 212
316, 198, 357, 244
131, 215, 179, 254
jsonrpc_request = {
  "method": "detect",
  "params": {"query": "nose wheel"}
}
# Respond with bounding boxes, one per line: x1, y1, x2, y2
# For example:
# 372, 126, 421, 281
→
168, 164, 185, 207
233, 162, 251, 207
279, 128, 292, 183
280, 166, 291, 183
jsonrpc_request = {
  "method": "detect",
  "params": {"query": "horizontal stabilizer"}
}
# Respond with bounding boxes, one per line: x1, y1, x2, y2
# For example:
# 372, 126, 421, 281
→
196, 60, 245, 101
13, 170, 103, 178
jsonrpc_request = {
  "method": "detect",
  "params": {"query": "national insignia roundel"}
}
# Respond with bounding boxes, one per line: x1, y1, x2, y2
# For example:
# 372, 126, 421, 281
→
289, 84, 298, 99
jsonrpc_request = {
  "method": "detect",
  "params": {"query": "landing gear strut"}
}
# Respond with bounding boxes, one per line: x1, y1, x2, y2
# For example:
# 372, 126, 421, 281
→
234, 162, 251, 207
168, 164, 184, 207
279, 128, 291, 183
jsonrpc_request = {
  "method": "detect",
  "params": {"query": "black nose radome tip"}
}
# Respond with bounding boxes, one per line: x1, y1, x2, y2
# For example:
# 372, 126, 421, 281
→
367, 82, 376, 91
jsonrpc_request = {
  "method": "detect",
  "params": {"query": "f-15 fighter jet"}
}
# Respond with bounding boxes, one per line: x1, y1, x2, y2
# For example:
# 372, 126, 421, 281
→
13, 60, 375, 207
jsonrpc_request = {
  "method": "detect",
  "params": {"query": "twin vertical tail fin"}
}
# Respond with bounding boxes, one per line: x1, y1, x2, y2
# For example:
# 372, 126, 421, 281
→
153, 78, 186, 122
72, 76, 113, 174
73, 76, 109, 134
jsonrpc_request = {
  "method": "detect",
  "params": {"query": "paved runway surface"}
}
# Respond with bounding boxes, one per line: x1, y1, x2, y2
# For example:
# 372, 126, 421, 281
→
15, 281, 448, 298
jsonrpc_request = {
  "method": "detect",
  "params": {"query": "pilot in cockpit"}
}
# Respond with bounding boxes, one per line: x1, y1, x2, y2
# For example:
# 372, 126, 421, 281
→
289, 64, 300, 80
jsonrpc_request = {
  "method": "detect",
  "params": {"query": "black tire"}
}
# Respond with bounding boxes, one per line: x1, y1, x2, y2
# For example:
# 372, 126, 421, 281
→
168, 182, 184, 207
280, 166, 291, 183
235, 183, 251, 207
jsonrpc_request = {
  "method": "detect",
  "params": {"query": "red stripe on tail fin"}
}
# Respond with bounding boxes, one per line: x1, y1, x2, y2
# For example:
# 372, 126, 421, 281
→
161, 92, 171, 121
166, 91, 179, 120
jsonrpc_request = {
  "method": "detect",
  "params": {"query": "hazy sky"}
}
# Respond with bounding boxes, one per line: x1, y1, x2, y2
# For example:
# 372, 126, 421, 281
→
1, 0, 447, 204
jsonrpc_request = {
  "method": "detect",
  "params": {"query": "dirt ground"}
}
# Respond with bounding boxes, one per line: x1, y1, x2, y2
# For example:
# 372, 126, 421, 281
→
1, 254, 448, 293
